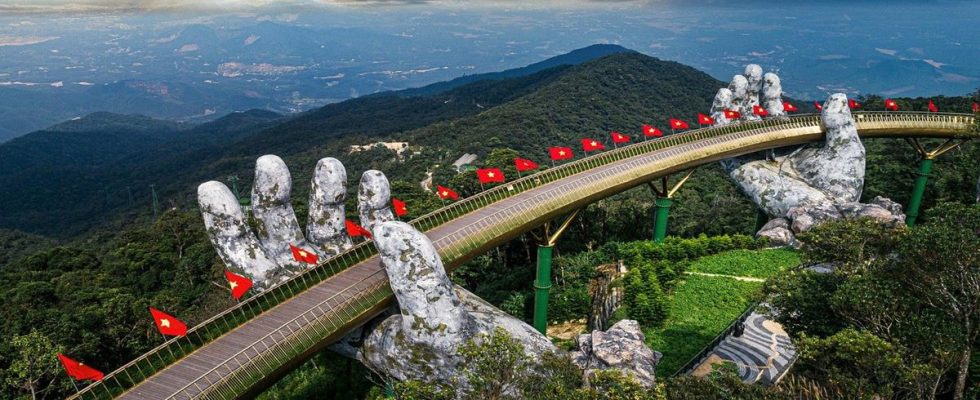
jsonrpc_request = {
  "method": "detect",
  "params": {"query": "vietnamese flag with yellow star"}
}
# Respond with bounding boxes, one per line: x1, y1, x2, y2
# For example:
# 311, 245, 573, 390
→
290, 244, 318, 264
549, 146, 573, 160
885, 99, 899, 111
752, 104, 769, 117
225, 270, 252, 300
345, 220, 373, 239
669, 118, 689, 130
928, 100, 938, 112
57, 354, 104, 382
814, 101, 823, 111
476, 168, 505, 184
697, 113, 715, 125
581, 138, 605, 152
436, 185, 459, 200
610, 131, 630, 144
642, 125, 662, 138
149, 307, 188, 337
392, 198, 408, 217
783, 102, 798, 112
724, 109, 741, 119
514, 157, 539, 172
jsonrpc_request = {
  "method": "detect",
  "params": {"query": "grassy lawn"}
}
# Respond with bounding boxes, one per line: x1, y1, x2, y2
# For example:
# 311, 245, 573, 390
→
686, 248, 801, 279
644, 248, 799, 375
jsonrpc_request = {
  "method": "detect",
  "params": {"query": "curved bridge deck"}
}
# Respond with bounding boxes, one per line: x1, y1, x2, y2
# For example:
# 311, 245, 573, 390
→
70, 112, 977, 399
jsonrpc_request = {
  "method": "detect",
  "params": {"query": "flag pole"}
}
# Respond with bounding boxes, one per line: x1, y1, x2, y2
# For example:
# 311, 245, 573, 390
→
479, 182, 485, 192
70, 378, 81, 394
159, 331, 178, 361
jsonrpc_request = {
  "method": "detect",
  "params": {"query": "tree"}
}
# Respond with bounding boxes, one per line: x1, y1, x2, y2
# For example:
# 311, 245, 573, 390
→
5, 330, 64, 400
894, 204, 980, 400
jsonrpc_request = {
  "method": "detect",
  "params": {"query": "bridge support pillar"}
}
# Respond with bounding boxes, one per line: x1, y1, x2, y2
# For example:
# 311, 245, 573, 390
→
903, 138, 963, 226
531, 209, 579, 335
647, 169, 696, 243
652, 198, 672, 243
532, 245, 553, 334
906, 158, 933, 226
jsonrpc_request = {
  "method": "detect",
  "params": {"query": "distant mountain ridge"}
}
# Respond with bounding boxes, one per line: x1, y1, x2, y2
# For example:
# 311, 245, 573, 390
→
0, 46, 723, 238
396, 44, 635, 97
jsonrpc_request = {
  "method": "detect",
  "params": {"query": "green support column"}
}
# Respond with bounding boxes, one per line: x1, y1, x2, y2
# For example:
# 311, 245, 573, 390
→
652, 197, 673, 243
905, 158, 933, 226
532, 244, 554, 335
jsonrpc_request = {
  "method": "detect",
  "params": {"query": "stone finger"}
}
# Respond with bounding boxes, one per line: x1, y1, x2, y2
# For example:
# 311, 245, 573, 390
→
251, 155, 311, 267
373, 221, 466, 341
358, 170, 395, 233
307, 157, 353, 256
198, 181, 279, 284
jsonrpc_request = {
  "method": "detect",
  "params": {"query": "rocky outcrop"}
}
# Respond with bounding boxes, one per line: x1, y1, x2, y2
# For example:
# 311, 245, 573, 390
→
716, 65, 905, 244
571, 320, 662, 388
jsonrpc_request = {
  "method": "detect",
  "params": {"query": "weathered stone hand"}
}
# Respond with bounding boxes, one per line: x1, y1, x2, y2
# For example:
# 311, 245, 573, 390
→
198, 156, 558, 386
709, 65, 904, 244
198, 155, 378, 286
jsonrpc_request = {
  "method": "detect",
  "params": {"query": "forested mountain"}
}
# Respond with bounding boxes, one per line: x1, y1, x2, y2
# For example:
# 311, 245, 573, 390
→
396, 44, 634, 97
0, 109, 283, 237
0, 46, 636, 238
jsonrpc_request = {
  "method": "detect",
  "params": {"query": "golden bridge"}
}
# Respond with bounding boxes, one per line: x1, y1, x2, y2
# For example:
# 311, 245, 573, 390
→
70, 112, 978, 400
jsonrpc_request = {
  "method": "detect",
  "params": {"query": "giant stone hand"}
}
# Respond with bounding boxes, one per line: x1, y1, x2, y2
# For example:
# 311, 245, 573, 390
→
711, 65, 905, 245
198, 155, 357, 286
198, 156, 562, 388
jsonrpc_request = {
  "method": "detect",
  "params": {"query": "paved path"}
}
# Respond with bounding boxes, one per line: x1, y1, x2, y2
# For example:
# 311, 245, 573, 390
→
684, 271, 766, 282
690, 312, 796, 385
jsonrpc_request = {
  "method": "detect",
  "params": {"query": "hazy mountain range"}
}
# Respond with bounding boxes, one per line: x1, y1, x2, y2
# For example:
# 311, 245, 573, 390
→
1, 1, 978, 142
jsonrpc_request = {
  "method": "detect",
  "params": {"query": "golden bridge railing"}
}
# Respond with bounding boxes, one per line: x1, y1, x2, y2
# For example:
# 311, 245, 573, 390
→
71, 112, 977, 399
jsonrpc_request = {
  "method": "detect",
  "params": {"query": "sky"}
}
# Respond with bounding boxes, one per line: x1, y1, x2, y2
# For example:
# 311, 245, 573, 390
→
0, 0, 647, 13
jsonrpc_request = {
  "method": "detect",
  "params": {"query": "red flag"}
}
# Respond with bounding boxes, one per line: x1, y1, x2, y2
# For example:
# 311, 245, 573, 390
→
642, 125, 662, 137
514, 157, 539, 172
973, 102, 979, 113
581, 138, 605, 152
669, 118, 689, 130
814, 101, 823, 111
549, 146, 573, 160
436, 185, 459, 200
848, 98, 861, 109
782, 102, 798, 112
697, 113, 715, 125
345, 220, 373, 239
476, 168, 505, 184
752, 104, 769, 117
611, 131, 631, 144
58, 354, 104, 382
927, 100, 938, 112
290, 244, 318, 264
884, 99, 899, 111
392, 198, 408, 217
723, 109, 741, 120
149, 307, 188, 337
225, 270, 252, 300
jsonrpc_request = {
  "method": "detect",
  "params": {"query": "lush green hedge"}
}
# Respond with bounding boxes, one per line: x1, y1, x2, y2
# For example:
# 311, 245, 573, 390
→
645, 275, 763, 375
